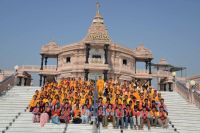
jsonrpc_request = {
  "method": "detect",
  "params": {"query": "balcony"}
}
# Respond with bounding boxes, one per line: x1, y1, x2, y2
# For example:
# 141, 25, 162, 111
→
18, 65, 58, 75
88, 58, 105, 64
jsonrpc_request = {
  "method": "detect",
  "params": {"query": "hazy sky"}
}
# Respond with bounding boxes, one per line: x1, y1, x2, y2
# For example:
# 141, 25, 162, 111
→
0, 0, 200, 77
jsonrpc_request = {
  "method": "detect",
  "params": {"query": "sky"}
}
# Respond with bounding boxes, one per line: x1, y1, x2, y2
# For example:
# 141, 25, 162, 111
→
0, 0, 200, 78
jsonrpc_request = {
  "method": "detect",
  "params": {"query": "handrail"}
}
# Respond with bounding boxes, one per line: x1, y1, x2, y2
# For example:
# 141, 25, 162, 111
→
0, 74, 15, 95
176, 80, 190, 101
193, 90, 200, 108
176, 80, 200, 108
176, 80, 188, 91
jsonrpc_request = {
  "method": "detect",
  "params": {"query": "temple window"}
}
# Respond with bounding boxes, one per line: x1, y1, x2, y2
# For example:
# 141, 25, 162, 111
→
66, 57, 71, 63
92, 54, 101, 59
123, 59, 127, 65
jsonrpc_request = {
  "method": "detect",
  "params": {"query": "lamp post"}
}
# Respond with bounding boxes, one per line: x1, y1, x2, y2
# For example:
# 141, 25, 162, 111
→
14, 65, 19, 86
172, 72, 176, 79
14, 65, 19, 73
189, 80, 196, 104
172, 72, 176, 91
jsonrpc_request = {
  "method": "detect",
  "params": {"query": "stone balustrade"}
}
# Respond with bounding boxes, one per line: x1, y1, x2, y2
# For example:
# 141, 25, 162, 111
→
0, 70, 14, 82
43, 65, 57, 70
18, 65, 40, 72
136, 69, 148, 74
88, 58, 105, 64
176, 80, 200, 108
18, 65, 57, 73
155, 70, 171, 77
175, 80, 190, 102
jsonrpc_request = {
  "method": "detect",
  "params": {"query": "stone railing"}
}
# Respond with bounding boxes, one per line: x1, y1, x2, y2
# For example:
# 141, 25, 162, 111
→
117, 68, 172, 78
153, 70, 171, 77
176, 80, 190, 102
193, 91, 200, 108
176, 80, 200, 108
18, 65, 40, 72
88, 58, 105, 64
135, 69, 171, 78
43, 65, 57, 70
0, 70, 13, 76
136, 69, 149, 75
118, 65, 134, 75
18, 65, 57, 72
0, 74, 15, 95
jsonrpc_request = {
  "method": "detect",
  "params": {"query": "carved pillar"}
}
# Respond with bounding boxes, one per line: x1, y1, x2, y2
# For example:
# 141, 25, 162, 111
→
56, 55, 58, 70
84, 69, 89, 81
45, 57, 48, 66
40, 54, 44, 70
164, 84, 166, 91
103, 70, 108, 81
149, 79, 152, 86
85, 44, 90, 63
19, 77, 22, 86
104, 44, 109, 64
145, 61, 148, 72
39, 74, 43, 87
148, 60, 152, 74
169, 82, 172, 92
135, 60, 137, 74
43, 75, 46, 86
24, 78, 27, 86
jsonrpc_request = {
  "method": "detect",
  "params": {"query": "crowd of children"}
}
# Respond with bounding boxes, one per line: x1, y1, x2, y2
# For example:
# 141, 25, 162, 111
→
29, 76, 169, 130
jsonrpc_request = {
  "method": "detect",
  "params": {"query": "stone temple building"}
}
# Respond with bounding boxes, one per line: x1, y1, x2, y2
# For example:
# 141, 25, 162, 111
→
39, 3, 153, 82
16, 3, 185, 88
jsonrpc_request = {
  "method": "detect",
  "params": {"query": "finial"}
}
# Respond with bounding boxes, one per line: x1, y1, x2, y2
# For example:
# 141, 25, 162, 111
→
96, 1, 100, 14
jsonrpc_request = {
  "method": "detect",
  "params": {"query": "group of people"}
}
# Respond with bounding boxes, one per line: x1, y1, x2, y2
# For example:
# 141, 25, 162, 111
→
29, 76, 169, 130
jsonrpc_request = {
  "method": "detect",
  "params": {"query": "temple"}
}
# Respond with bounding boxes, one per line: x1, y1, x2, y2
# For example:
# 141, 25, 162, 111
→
16, 3, 184, 88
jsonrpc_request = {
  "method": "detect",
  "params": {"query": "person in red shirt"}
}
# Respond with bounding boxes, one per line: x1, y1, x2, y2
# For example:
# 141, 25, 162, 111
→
158, 106, 169, 128
72, 104, 82, 124
132, 105, 141, 130
51, 103, 61, 124
124, 104, 133, 129
103, 104, 115, 127
115, 104, 124, 129
32, 102, 41, 123
140, 107, 150, 130
60, 106, 71, 124
98, 105, 104, 123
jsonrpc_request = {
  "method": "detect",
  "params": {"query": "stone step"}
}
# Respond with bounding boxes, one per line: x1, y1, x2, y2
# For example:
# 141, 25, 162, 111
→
162, 91, 200, 133
1, 87, 200, 133
7, 128, 65, 132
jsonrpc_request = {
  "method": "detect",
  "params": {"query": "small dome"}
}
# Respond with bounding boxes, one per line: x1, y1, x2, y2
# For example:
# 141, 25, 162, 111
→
158, 58, 168, 65
133, 44, 153, 59
41, 41, 60, 53
42, 41, 59, 49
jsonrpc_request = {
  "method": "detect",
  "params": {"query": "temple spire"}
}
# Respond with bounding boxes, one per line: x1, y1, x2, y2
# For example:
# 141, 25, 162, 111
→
82, 1, 111, 43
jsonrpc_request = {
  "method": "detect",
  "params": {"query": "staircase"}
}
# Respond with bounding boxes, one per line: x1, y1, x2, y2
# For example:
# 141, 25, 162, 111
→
1, 86, 199, 133
161, 91, 200, 133
0, 86, 38, 132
